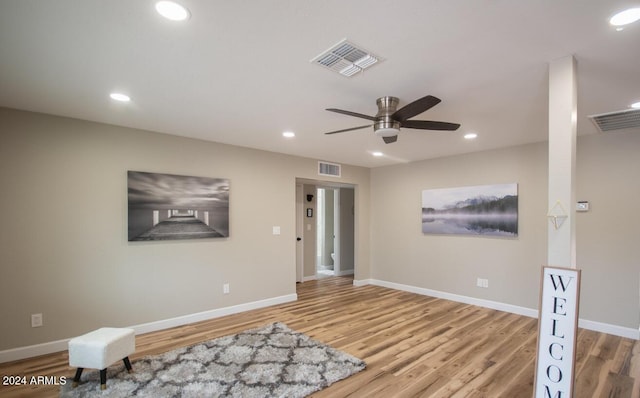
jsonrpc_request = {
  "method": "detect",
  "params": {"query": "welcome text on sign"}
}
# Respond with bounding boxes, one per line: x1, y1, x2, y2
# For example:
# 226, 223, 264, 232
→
534, 266, 581, 398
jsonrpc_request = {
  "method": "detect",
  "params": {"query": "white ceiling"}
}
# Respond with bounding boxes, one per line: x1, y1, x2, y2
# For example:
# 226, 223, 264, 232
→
1, 1, 639, 168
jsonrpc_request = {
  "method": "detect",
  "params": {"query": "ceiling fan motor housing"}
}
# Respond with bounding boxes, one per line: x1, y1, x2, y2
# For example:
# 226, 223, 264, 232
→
375, 96, 401, 137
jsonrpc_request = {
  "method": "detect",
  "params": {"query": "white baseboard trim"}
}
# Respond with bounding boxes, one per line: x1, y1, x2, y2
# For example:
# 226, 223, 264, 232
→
368, 279, 537, 318
0, 338, 71, 365
0, 293, 298, 364
3, 280, 637, 364
131, 293, 297, 336
359, 279, 639, 340
578, 319, 640, 340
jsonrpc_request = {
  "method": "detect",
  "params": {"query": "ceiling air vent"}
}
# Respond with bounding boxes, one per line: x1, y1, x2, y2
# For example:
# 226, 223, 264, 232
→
311, 39, 383, 77
318, 161, 341, 177
588, 108, 640, 132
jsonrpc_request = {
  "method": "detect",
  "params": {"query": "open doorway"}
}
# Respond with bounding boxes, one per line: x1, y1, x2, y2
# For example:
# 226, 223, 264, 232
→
295, 180, 355, 282
316, 187, 337, 277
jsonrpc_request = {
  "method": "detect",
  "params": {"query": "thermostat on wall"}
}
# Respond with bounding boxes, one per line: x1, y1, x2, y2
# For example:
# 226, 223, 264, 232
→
576, 201, 589, 212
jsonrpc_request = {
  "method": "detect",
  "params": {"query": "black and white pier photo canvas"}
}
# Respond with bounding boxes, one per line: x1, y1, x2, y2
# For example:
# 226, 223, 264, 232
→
128, 171, 229, 241
421, 183, 518, 237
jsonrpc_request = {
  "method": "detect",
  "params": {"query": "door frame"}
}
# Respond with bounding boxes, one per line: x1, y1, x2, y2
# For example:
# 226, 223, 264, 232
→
295, 183, 304, 283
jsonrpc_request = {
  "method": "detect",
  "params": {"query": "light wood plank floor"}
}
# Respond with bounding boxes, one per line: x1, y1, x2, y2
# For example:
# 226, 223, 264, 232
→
1, 276, 638, 397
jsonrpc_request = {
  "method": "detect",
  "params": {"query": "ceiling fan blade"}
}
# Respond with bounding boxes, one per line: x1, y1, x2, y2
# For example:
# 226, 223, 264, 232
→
401, 120, 460, 131
392, 95, 441, 122
325, 125, 372, 135
382, 135, 398, 144
326, 108, 376, 121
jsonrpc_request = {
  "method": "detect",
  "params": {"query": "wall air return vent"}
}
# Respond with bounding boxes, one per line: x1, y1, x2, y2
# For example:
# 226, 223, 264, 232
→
588, 108, 640, 132
311, 39, 383, 77
318, 161, 341, 177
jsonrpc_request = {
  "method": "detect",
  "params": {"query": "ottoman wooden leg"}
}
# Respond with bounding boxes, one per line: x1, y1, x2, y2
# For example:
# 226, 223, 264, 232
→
72, 367, 83, 388
123, 356, 133, 373
100, 369, 107, 390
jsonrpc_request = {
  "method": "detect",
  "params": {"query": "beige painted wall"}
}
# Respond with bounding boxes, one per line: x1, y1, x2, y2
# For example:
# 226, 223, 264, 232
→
371, 142, 548, 309
575, 131, 640, 328
371, 136, 639, 330
0, 108, 370, 350
339, 188, 355, 272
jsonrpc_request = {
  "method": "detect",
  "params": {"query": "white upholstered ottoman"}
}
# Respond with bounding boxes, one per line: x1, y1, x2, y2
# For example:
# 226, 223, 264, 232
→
68, 327, 135, 390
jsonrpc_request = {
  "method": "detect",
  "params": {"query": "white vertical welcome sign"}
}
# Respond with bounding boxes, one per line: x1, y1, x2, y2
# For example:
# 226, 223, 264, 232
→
534, 266, 581, 398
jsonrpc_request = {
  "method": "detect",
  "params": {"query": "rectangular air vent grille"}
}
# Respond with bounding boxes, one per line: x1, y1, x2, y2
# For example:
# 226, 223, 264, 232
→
318, 161, 341, 177
311, 39, 383, 77
589, 108, 640, 132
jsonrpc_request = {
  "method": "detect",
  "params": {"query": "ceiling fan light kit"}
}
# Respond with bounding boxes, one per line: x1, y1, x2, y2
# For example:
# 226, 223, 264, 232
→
375, 125, 400, 137
374, 96, 401, 137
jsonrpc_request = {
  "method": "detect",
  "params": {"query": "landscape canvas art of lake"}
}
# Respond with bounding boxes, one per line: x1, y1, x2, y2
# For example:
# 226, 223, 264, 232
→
422, 183, 518, 236
128, 171, 229, 241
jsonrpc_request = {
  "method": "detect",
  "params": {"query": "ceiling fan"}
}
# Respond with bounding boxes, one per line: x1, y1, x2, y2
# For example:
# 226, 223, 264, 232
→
325, 95, 460, 144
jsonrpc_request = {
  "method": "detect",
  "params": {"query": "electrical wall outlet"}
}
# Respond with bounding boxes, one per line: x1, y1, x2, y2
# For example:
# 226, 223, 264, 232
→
31, 313, 43, 328
223, 283, 230, 294
476, 278, 489, 288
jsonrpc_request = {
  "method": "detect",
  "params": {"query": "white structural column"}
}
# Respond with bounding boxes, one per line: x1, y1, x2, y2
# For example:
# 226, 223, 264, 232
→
534, 54, 579, 398
547, 55, 577, 268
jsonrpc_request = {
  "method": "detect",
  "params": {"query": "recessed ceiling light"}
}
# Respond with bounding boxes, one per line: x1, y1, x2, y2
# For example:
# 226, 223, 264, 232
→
609, 8, 640, 26
110, 93, 130, 102
464, 133, 478, 140
282, 131, 295, 138
372, 151, 384, 157
155, 1, 190, 21
631, 101, 640, 109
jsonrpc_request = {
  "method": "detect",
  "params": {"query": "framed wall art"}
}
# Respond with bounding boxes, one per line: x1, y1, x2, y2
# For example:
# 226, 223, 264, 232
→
128, 171, 229, 241
421, 183, 518, 237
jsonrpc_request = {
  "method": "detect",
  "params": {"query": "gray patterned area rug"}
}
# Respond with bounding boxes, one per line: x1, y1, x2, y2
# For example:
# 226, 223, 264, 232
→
60, 322, 365, 397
